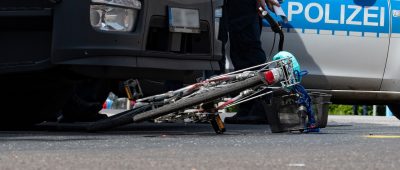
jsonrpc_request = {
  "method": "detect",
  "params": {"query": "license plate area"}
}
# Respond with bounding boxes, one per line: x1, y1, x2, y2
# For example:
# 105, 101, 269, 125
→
168, 7, 200, 33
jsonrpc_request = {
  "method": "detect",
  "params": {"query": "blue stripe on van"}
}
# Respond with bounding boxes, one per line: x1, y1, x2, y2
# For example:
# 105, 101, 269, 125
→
392, 1, 400, 34
264, 0, 390, 37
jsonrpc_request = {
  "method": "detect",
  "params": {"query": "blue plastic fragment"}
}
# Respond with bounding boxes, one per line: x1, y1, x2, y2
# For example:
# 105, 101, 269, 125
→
292, 84, 320, 133
305, 127, 320, 133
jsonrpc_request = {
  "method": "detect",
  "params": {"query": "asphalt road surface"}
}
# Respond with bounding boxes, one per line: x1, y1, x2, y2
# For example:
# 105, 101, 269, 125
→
1, 115, 400, 170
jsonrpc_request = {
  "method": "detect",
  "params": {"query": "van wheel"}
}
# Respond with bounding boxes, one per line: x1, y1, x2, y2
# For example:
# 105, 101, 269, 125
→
388, 105, 400, 120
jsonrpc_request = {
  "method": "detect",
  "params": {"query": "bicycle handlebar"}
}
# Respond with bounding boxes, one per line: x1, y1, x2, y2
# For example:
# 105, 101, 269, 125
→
257, 0, 284, 52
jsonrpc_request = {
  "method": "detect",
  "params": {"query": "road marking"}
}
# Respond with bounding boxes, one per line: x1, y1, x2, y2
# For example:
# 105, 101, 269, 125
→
288, 163, 305, 167
365, 135, 400, 139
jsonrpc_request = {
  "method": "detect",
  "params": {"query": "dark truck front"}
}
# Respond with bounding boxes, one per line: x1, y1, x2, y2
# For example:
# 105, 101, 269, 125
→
0, 0, 224, 126
0, 0, 223, 80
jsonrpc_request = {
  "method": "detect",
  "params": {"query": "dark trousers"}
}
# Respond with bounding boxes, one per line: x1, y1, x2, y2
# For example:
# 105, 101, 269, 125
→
228, 0, 267, 115
229, 21, 266, 70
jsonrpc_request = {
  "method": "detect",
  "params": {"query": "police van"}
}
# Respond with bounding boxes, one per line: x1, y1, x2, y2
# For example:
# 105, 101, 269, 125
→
254, 0, 400, 118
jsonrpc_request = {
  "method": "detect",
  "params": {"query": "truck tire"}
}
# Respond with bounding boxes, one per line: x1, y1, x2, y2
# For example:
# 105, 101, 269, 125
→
388, 105, 400, 120
59, 79, 113, 122
0, 72, 74, 129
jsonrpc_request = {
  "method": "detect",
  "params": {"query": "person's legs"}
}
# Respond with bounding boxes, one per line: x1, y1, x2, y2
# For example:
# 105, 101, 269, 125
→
59, 79, 110, 122
225, 96, 269, 124
225, 12, 268, 124
229, 23, 265, 70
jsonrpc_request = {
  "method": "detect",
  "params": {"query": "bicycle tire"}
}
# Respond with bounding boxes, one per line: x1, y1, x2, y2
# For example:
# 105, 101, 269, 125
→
87, 105, 151, 131
133, 75, 262, 122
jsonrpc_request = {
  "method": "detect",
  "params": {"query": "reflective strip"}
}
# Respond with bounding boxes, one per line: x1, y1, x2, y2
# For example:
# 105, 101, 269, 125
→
263, 27, 388, 38
294, 28, 303, 33
364, 32, 378, 37
349, 31, 362, 37
319, 30, 332, 35
392, 33, 400, 38
379, 33, 389, 38
304, 29, 318, 34
334, 30, 347, 36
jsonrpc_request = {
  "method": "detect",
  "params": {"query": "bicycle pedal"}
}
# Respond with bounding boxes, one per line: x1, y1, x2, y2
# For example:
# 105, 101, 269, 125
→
208, 114, 226, 134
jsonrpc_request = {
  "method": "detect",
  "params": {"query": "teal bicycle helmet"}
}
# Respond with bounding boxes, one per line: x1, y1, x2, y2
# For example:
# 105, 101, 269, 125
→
272, 51, 301, 81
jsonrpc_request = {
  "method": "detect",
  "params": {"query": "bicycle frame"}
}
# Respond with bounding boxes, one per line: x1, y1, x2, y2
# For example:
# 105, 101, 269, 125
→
83, 54, 307, 133
136, 57, 297, 108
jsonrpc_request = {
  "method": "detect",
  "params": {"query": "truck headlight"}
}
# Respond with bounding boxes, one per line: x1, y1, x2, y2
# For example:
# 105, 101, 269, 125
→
90, 0, 141, 32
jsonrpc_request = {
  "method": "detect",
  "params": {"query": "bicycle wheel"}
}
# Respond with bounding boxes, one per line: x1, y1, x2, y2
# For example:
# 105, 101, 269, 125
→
87, 105, 151, 131
133, 75, 262, 122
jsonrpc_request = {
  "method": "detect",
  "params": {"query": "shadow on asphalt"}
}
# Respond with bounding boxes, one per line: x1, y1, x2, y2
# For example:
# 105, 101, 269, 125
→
0, 121, 396, 140
0, 123, 257, 137
0, 137, 104, 142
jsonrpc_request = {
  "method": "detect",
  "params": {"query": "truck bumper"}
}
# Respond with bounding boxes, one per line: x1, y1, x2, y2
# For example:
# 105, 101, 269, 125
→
52, 0, 222, 77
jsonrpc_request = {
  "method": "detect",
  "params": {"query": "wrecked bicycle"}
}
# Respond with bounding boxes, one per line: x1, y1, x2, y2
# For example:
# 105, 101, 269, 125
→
46, 2, 325, 134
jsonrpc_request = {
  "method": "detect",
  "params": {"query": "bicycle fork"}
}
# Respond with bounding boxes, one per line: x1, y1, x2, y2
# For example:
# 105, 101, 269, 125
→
199, 68, 287, 134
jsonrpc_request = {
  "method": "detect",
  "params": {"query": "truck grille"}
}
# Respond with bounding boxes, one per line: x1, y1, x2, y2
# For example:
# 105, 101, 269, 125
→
146, 16, 211, 54
0, 0, 53, 66
0, 0, 53, 31
0, 0, 53, 11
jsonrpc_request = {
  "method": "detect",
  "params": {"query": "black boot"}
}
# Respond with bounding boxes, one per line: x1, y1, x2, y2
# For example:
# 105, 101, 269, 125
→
224, 99, 268, 124
58, 93, 108, 123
